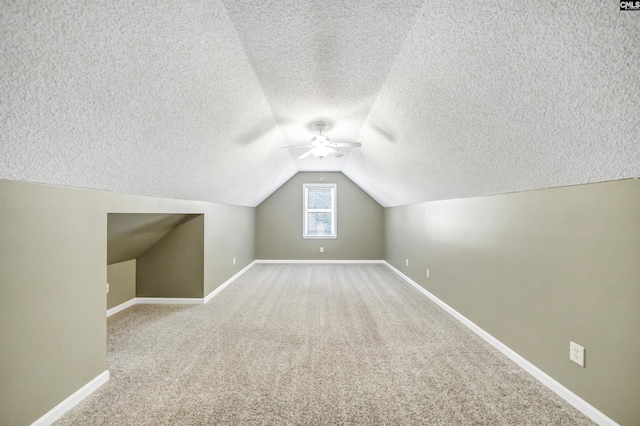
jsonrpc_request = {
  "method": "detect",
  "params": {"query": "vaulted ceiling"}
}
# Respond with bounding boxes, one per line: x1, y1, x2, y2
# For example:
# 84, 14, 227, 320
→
2, 1, 638, 207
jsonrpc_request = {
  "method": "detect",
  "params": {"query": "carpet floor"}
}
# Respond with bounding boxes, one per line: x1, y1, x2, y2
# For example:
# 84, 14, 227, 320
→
56, 263, 594, 425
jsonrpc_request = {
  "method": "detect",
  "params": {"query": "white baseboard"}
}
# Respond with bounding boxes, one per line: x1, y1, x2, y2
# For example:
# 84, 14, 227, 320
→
106, 298, 136, 317
107, 298, 204, 318
384, 261, 618, 426
30, 370, 109, 426
255, 259, 385, 264
204, 261, 256, 303
106, 262, 256, 317
135, 297, 204, 305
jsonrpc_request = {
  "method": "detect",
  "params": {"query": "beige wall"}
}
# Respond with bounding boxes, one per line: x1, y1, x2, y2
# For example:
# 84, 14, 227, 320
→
385, 179, 640, 425
107, 260, 136, 310
0, 181, 107, 426
256, 172, 384, 260
0, 179, 255, 425
137, 215, 204, 298
204, 205, 255, 296
5, 174, 637, 424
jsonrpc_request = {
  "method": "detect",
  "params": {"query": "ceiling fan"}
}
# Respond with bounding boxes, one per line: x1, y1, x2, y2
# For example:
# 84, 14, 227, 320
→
282, 122, 362, 159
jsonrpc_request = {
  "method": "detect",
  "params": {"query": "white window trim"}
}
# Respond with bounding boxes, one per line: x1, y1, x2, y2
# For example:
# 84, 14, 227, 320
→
303, 183, 337, 239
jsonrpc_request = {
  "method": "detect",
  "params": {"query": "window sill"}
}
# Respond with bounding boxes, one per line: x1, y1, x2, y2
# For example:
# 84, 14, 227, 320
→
303, 235, 337, 239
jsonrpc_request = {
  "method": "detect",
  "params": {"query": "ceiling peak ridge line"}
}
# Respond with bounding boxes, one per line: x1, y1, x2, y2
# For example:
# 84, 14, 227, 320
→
351, 0, 430, 151
217, 0, 282, 142
221, 1, 427, 149
217, 0, 295, 144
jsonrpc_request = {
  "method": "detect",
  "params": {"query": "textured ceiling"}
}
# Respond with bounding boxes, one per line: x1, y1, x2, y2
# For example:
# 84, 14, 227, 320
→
1, 1, 296, 206
344, 1, 640, 205
1, 1, 639, 207
222, 0, 424, 172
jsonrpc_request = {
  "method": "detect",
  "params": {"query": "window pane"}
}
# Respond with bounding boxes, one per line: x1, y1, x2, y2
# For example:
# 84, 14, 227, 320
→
307, 188, 332, 209
307, 212, 333, 235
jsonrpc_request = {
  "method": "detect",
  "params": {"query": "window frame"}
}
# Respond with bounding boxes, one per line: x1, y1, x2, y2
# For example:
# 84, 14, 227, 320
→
302, 183, 337, 239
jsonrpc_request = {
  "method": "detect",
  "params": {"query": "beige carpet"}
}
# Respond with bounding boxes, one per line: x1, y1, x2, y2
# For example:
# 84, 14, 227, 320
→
56, 264, 593, 425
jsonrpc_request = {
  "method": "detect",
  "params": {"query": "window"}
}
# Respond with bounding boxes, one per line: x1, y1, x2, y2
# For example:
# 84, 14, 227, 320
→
303, 183, 336, 239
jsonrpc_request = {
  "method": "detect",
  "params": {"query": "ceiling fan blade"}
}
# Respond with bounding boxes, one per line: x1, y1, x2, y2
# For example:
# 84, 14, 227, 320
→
282, 144, 313, 149
329, 142, 362, 148
328, 148, 344, 158
297, 149, 315, 159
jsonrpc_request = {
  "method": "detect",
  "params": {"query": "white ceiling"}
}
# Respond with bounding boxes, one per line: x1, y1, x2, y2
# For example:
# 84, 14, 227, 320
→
1, 1, 638, 207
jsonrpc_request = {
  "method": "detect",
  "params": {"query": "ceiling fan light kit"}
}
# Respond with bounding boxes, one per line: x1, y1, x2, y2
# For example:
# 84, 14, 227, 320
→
282, 122, 362, 160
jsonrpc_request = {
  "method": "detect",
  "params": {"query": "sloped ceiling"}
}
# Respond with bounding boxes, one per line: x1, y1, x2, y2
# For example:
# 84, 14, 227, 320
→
107, 213, 198, 265
1, 1, 638, 207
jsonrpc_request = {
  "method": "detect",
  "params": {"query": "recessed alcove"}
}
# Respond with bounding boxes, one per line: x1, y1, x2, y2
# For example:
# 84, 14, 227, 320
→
107, 213, 204, 310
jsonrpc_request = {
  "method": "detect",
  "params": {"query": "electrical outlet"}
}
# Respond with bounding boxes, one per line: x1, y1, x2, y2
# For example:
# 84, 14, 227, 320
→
405, 259, 409, 266
569, 341, 585, 367
106, 283, 109, 293
320, 247, 324, 253
233, 257, 236, 265
426, 269, 430, 278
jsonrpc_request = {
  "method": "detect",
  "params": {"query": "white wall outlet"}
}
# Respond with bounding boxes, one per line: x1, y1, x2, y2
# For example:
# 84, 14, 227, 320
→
405, 259, 409, 266
569, 341, 585, 367
233, 257, 236, 265
106, 283, 109, 293
426, 269, 430, 278
320, 247, 324, 253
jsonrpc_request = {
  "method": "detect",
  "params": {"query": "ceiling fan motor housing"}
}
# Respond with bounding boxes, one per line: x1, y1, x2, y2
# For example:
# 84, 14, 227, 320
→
311, 134, 330, 145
